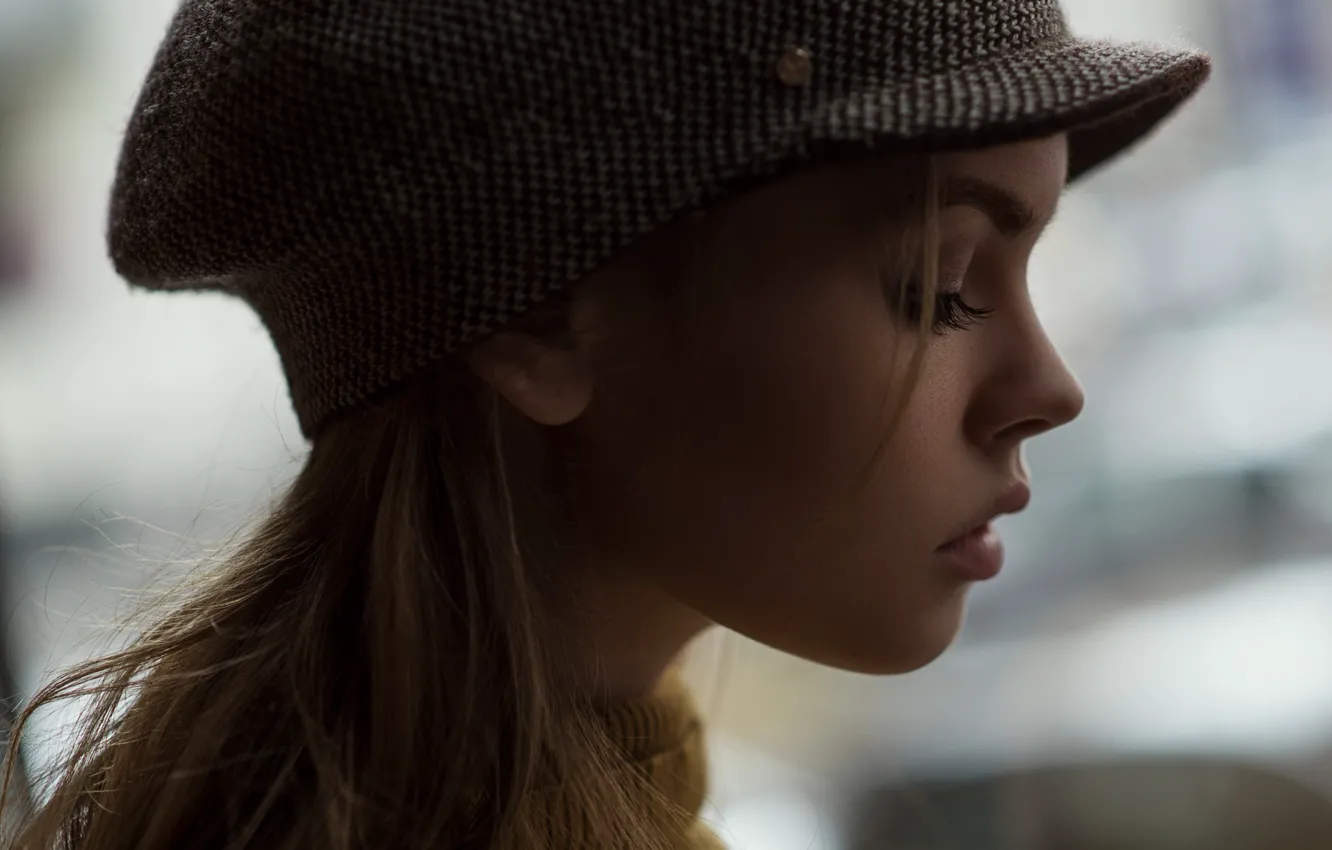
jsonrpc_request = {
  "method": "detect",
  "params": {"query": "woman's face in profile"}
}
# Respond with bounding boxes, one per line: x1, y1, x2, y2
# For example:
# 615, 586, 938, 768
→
555, 134, 1084, 676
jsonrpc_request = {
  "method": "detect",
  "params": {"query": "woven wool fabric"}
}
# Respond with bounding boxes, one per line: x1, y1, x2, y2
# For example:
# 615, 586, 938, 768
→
108, 0, 1211, 437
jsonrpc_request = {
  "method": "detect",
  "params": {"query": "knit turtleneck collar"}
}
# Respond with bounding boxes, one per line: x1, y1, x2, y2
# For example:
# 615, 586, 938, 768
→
598, 670, 710, 820
533, 670, 724, 849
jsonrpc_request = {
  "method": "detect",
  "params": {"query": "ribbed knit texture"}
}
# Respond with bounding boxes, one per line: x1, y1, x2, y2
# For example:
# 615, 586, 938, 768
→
107, 0, 1210, 437
532, 671, 722, 849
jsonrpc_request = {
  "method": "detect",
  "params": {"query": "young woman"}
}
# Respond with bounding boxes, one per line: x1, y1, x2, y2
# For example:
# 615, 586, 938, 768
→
3, 1, 1209, 848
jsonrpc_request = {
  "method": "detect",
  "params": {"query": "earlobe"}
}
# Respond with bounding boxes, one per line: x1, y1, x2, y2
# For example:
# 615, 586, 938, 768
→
468, 330, 594, 426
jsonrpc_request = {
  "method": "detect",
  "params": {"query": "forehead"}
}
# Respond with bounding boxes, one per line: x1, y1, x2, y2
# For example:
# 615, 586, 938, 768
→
935, 136, 1069, 211
655, 136, 1070, 272
731, 135, 1068, 215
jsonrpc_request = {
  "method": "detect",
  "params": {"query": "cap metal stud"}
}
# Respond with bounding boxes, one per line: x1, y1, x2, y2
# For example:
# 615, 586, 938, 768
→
776, 46, 813, 87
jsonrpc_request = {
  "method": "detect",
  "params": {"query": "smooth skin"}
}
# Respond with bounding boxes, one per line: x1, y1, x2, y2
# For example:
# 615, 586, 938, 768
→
471, 135, 1084, 700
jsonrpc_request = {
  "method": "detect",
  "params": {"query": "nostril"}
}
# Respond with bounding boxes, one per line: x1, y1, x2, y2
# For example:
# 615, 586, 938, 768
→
993, 417, 1055, 446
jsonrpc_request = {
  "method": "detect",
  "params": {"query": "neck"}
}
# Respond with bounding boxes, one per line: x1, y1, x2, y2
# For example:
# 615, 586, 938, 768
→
543, 561, 714, 703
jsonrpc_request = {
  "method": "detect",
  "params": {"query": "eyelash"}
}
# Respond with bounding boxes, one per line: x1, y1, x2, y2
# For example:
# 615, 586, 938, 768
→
889, 275, 994, 334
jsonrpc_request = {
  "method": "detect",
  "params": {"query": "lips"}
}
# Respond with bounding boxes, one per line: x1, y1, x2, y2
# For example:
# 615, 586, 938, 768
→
940, 481, 1031, 546
934, 482, 1031, 582
937, 523, 1006, 581
992, 481, 1032, 519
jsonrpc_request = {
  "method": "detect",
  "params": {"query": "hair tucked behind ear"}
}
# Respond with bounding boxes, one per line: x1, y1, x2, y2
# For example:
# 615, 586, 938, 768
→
2, 153, 944, 850
1, 371, 672, 850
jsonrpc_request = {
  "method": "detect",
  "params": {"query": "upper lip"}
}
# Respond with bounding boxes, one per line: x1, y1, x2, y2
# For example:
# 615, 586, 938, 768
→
993, 481, 1032, 518
940, 481, 1032, 546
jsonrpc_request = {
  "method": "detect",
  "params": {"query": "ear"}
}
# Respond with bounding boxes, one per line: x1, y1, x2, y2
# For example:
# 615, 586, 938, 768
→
468, 329, 594, 426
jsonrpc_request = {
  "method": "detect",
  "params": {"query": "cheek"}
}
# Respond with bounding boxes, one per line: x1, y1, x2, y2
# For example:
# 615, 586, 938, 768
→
603, 270, 895, 547
572, 280, 977, 673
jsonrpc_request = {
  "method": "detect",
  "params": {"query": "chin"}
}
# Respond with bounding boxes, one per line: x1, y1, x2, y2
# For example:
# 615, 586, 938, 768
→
723, 589, 969, 676
815, 640, 947, 676
825, 606, 968, 676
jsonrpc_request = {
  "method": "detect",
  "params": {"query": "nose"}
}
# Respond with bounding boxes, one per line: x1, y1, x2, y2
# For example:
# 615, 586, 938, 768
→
965, 310, 1085, 450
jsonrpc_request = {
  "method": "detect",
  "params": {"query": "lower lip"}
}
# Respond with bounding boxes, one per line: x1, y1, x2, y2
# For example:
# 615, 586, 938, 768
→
936, 523, 1005, 581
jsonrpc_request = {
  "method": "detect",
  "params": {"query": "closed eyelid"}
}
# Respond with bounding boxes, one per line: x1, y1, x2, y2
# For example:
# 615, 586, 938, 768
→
942, 176, 1062, 239
934, 243, 976, 291
943, 177, 1035, 235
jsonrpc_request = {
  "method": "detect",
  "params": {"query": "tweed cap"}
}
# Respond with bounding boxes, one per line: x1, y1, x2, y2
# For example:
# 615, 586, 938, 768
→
108, 0, 1210, 437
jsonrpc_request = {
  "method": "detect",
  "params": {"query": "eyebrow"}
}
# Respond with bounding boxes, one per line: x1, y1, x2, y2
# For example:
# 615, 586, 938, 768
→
942, 176, 1042, 237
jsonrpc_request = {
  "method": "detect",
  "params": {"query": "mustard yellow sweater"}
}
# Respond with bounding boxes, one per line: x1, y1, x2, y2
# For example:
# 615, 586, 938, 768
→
536, 672, 725, 849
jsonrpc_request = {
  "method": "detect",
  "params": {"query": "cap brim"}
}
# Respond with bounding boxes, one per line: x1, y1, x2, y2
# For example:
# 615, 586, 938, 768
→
808, 37, 1211, 181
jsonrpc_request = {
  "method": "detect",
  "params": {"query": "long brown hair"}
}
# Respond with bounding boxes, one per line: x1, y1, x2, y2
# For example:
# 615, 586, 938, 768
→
2, 156, 943, 850
1, 368, 677, 849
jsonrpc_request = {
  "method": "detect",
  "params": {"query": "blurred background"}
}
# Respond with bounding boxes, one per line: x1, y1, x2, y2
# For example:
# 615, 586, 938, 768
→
3, 0, 1332, 847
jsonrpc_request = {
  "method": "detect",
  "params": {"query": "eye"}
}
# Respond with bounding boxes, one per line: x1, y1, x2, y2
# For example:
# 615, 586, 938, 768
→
899, 282, 994, 333
883, 253, 992, 334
